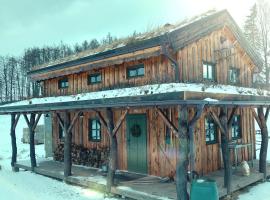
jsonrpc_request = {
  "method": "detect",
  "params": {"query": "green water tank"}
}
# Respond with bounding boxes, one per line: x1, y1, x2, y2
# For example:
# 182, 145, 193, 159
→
190, 179, 219, 200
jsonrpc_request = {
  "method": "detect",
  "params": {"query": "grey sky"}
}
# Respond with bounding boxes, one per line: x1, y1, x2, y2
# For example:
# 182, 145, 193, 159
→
0, 0, 255, 56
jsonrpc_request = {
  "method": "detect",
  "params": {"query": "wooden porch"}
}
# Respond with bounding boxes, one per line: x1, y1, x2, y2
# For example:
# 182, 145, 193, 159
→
15, 159, 270, 200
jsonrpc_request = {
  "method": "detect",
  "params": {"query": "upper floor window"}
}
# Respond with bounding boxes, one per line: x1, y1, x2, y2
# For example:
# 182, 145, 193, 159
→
89, 119, 101, 142
229, 68, 240, 84
231, 115, 241, 140
127, 64, 145, 78
205, 116, 217, 145
58, 77, 69, 89
203, 62, 215, 81
88, 73, 102, 85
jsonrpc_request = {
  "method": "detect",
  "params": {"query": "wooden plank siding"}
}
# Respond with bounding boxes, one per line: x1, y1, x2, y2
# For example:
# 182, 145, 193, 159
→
52, 107, 255, 177
43, 28, 255, 97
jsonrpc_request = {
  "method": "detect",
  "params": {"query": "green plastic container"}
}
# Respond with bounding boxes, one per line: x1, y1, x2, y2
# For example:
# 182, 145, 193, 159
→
190, 179, 219, 200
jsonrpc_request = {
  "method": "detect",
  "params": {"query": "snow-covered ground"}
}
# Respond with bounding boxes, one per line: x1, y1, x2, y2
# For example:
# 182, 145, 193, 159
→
0, 115, 117, 200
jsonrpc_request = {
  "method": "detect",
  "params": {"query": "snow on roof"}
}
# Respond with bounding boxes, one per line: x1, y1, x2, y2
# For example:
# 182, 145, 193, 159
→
1, 83, 269, 108
31, 10, 219, 71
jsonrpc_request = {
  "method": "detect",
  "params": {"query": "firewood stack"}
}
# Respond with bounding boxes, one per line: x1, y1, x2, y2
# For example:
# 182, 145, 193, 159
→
54, 143, 109, 168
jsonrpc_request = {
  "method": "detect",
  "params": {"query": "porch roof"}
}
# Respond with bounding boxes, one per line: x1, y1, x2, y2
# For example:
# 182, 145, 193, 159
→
0, 83, 269, 114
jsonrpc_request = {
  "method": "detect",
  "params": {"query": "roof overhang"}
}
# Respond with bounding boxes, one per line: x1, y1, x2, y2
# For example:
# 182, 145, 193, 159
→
0, 91, 269, 115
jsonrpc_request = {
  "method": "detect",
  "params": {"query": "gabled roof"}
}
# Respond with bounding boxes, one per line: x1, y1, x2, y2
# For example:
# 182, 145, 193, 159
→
28, 10, 263, 81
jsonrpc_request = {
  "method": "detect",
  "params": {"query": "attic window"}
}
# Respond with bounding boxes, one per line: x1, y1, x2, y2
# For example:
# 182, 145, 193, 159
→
58, 78, 69, 89
127, 64, 145, 78
229, 68, 240, 84
203, 62, 215, 81
88, 73, 102, 85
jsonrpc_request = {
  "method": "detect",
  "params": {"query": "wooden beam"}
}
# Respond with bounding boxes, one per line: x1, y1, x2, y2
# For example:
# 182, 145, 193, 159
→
32, 113, 42, 131
257, 106, 269, 179
67, 111, 81, 134
95, 110, 110, 136
155, 107, 179, 138
63, 111, 72, 177
23, 114, 30, 127
106, 108, 117, 193
265, 107, 270, 121
112, 109, 128, 136
228, 106, 238, 128
252, 108, 263, 129
29, 113, 37, 171
10, 114, 17, 169
176, 105, 189, 200
56, 113, 64, 130
188, 104, 204, 181
208, 108, 226, 134
13, 114, 21, 130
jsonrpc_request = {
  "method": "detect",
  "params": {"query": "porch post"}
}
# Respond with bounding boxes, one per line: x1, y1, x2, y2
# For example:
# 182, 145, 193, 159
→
106, 107, 117, 193
30, 114, 36, 170
63, 111, 72, 177
176, 105, 189, 200
219, 107, 231, 194
256, 106, 269, 179
23, 113, 42, 171
10, 113, 20, 171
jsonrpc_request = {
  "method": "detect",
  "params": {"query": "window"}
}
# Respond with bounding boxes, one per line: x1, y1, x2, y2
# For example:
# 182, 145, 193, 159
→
89, 119, 101, 142
229, 68, 240, 84
203, 62, 215, 81
127, 64, 145, 78
58, 77, 69, 89
59, 124, 65, 139
205, 116, 217, 144
231, 115, 241, 140
88, 73, 102, 85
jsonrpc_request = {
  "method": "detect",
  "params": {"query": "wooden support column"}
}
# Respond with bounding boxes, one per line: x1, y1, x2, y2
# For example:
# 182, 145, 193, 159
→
95, 109, 128, 193
106, 108, 117, 193
188, 105, 204, 179
23, 113, 42, 171
56, 111, 81, 178
176, 105, 189, 200
252, 106, 269, 179
209, 106, 237, 195
10, 113, 20, 171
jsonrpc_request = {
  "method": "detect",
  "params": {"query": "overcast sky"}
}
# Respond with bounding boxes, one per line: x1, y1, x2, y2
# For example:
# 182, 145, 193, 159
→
0, 0, 255, 56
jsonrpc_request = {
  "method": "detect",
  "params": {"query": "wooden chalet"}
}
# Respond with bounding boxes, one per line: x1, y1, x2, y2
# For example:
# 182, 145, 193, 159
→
1, 10, 270, 200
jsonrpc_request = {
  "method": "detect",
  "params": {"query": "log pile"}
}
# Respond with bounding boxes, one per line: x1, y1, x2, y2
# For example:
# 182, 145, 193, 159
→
54, 143, 109, 168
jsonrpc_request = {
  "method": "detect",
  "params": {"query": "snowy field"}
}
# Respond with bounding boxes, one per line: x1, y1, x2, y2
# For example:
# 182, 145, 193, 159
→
0, 115, 117, 200
0, 114, 269, 200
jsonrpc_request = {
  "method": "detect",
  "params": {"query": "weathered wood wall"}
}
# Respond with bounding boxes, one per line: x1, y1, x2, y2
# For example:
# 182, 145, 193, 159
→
43, 28, 255, 97
52, 107, 255, 177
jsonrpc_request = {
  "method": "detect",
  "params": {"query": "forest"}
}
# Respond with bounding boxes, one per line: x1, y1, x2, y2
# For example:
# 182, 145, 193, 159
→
0, 2, 269, 104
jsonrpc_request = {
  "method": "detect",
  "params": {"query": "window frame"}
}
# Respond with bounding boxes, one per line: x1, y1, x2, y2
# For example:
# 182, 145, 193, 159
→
231, 115, 241, 140
87, 73, 102, 85
88, 118, 101, 142
127, 64, 145, 79
205, 116, 218, 145
58, 77, 69, 89
229, 68, 240, 85
202, 61, 216, 81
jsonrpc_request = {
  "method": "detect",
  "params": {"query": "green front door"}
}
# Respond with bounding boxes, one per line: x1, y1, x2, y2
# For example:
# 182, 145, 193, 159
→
126, 114, 147, 174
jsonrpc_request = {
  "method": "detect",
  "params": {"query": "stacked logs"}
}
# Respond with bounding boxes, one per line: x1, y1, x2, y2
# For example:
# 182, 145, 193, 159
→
54, 143, 109, 168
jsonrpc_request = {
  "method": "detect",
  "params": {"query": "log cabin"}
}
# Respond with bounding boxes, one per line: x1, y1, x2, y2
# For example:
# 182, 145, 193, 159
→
0, 10, 269, 200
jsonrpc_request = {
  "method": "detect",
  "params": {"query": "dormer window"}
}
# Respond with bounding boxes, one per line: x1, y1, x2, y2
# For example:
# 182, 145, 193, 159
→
229, 68, 240, 84
58, 77, 69, 89
127, 64, 145, 78
88, 73, 102, 85
203, 62, 215, 81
